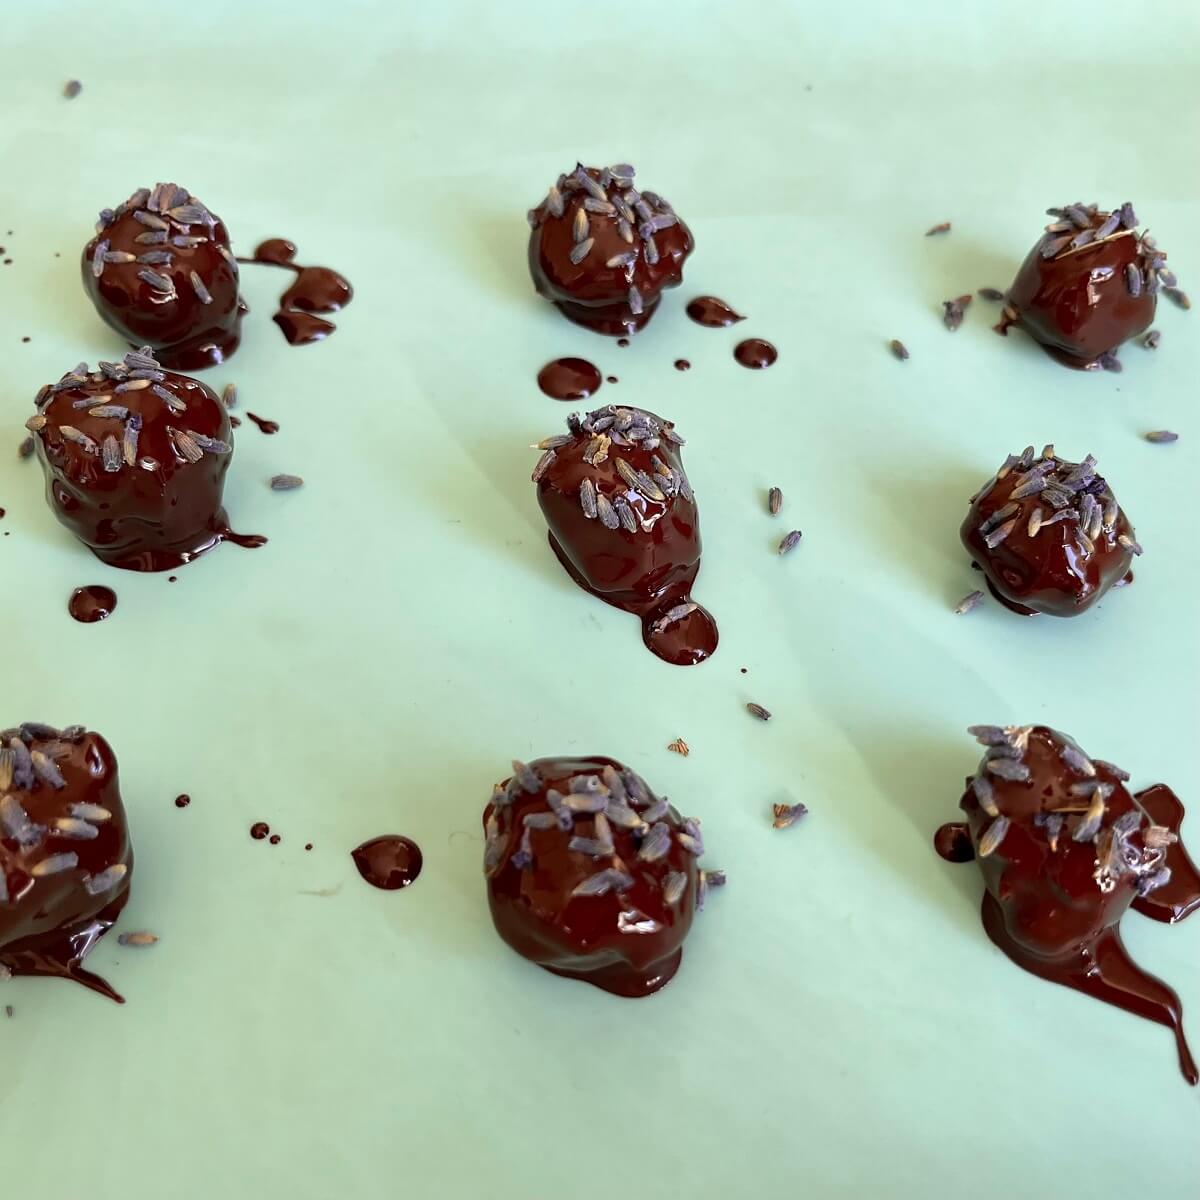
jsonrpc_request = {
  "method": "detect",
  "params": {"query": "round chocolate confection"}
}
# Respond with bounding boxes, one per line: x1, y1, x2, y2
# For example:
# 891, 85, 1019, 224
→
952, 724, 1195, 1083
995, 201, 1176, 370
483, 756, 724, 997
0, 723, 133, 1001
28, 348, 239, 572
961, 444, 1139, 617
82, 183, 244, 370
531, 405, 718, 665
527, 164, 693, 336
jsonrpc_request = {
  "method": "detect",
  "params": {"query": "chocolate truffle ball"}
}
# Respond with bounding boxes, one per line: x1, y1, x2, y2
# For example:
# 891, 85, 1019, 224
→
531, 404, 718, 665
0, 723, 133, 1000
83, 183, 244, 370
996, 201, 1176, 369
953, 724, 1197, 1083
28, 349, 239, 572
483, 756, 723, 997
961, 445, 1139, 617
961, 725, 1170, 961
527, 164, 693, 336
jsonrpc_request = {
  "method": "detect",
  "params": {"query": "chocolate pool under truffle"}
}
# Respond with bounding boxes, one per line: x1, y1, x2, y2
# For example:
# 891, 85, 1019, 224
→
83, 183, 243, 370
28, 349, 262, 572
996, 201, 1176, 370
527, 164, 693, 336
935, 725, 1198, 1084
483, 756, 724, 997
531, 404, 718, 665
961, 445, 1138, 617
0, 723, 133, 1001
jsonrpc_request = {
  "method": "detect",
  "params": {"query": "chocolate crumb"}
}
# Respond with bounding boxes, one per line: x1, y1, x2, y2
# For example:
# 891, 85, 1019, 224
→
18, 436, 34, 460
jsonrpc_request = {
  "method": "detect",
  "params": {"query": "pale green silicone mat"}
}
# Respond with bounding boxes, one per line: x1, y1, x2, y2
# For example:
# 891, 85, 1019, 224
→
0, 2, 1197, 1196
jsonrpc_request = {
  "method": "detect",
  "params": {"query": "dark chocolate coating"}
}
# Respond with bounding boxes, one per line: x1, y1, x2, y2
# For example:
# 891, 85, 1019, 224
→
528, 165, 693, 336
534, 405, 717, 665
997, 204, 1163, 367
961, 448, 1136, 617
0, 724, 133, 1000
945, 724, 1196, 1083
82, 183, 243, 370
483, 756, 710, 997
30, 351, 253, 572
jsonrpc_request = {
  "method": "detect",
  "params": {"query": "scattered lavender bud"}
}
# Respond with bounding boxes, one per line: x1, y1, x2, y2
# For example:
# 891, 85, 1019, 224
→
117, 931, 159, 947
955, 590, 984, 615
778, 529, 803, 555
977, 287, 1005, 301
1144, 431, 1178, 445
269, 474, 305, 490
772, 802, 808, 830
746, 702, 772, 722
889, 338, 910, 360
768, 486, 783, 515
925, 222, 951, 236
63, 80, 82, 99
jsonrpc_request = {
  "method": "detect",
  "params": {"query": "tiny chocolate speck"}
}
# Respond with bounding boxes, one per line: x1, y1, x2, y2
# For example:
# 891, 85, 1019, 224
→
63, 80, 82, 99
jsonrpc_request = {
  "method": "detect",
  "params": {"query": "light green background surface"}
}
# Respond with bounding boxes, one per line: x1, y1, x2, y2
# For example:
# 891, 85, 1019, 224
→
1, 2, 1197, 1196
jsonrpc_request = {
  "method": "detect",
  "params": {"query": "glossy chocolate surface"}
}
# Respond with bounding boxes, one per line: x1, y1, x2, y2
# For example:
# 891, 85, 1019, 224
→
686, 296, 744, 327
483, 756, 720, 997
528, 164, 692, 336
996, 202, 1169, 368
945, 724, 1195, 1083
240, 238, 353, 347
1130, 785, 1200, 925
68, 584, 117, 623
537, 357, 602, 401
532, 405, 717, 665
734, 338, 778, 369
351, 836, 423, 891
961, 446, 1136, 617
83, 183, 244, 371
29, 349, 264, 572
0, 724, 133, 1002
